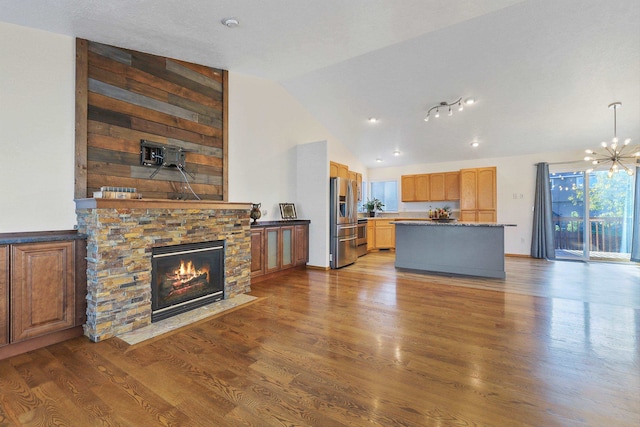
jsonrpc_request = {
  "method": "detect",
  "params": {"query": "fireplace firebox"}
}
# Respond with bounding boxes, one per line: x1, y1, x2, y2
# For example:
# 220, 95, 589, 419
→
151, 240, 225, 322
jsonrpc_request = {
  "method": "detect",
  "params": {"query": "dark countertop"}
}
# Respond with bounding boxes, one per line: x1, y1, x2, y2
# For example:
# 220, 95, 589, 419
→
250, 219, 310, 228
0, 230, 86, 245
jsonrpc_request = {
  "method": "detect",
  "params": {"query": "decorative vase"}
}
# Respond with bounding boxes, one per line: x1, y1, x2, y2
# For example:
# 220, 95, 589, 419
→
369, 211, 375, 217
250, 203, 262, 224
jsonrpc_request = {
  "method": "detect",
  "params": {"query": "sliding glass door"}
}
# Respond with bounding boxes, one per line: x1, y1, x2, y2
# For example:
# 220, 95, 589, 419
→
550, 169, 635, 261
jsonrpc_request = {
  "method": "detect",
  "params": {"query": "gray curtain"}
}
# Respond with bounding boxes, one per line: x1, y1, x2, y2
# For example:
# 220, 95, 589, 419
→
631, 160, 640, 262
531, 163, 555, 259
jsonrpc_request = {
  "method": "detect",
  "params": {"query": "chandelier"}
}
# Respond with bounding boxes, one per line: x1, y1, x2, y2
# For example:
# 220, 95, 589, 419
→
584, 102, 640, 177
424, 98, 474, 122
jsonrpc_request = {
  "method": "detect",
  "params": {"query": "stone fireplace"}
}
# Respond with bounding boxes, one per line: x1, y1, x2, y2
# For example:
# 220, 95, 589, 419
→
75, 198, 251, 342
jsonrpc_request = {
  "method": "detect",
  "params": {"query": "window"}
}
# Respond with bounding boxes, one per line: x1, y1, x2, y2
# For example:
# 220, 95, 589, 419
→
370, 180, 398, 212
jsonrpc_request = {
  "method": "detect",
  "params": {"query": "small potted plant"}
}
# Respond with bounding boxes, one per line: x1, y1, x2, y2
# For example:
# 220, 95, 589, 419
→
364, 198, 384, 217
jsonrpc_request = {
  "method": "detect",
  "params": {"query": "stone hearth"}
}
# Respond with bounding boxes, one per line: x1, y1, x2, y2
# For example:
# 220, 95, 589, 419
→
75, 199, 252, 342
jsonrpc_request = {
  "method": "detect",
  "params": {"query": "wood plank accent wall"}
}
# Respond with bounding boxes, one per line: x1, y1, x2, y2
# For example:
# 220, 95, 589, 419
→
75, 39, 228, 200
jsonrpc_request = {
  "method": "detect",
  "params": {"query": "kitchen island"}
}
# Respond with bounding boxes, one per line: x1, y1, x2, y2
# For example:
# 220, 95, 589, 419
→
393, 221, 516, 279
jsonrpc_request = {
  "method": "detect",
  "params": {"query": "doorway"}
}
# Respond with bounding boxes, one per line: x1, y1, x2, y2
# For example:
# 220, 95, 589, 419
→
550, 170, 635, 262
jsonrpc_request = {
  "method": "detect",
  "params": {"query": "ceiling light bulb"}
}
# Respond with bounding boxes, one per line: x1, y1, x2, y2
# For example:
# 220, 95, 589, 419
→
465, 98, 475, 105
368, 117, 378, 123
612, 137, 618, 143
221, 18, 239, 27
601, 141, 608, 148
448, 107, 453, 116
393, 150, 400, 156
435, 109, 440, 118
585, 149, 593, 154
627, 169, 634, 176
424, 114, 429, 122
376, 158, 382, 163
458, 101, 463, 111
592, 160, 598, 165
584, 156, 591, 161
624, 138, 631, 145
471, 141, 479, 148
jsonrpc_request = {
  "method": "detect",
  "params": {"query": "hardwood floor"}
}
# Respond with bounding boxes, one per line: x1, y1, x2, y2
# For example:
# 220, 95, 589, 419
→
1, 253, 638, 426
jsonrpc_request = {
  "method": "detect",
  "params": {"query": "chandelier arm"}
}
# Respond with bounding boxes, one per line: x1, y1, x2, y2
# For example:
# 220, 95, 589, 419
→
425, 97, 463, 115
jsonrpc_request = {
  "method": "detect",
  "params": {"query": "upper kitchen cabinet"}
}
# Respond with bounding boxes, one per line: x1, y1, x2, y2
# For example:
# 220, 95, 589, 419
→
460, 167, 496, 222
402, 172, 459, 202
330, 162, 362, 200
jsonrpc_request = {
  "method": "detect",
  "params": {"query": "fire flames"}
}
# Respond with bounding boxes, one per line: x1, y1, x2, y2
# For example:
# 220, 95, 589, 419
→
169, 260, 209, 288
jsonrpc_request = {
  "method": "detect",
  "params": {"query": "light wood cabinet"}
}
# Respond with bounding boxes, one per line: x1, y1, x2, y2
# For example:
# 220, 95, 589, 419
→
251, 221, 309, 283
444, 172, 460, 200
0, 231, 87, 360
369, 219, 395, 250
401, 175, 416, 202
401, 172, 458, 202
460, 167, 497, 222
329, 162, 338, 178
429, 173, 445, 201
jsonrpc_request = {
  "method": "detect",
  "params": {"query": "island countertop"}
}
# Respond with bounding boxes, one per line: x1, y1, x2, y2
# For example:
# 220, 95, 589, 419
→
391, 220, 516, 227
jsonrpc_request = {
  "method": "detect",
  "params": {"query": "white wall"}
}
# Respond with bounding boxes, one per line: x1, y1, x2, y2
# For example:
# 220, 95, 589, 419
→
0, 22, 76, 233
228, 73, 364, 267
367, 150, 584, 255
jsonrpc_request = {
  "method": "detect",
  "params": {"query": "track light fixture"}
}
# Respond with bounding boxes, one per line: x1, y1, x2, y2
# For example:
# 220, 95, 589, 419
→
424, 98, 475, 122
584, 102, 639, 177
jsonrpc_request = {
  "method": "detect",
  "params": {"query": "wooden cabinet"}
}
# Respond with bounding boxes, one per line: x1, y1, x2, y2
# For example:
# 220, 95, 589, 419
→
251, 221, 309, 283
429, 173, 445, 201
368, 219, 395, 250
460, 167, 497, 222
11, 241, 76, 343
401, 172, 458, 202
294, 225, 309, 266
0, 246, 7, 347
401, 175, 416, 202
330, 162, 362, 201
0, 231, 86, 360
444, 172, 460, 200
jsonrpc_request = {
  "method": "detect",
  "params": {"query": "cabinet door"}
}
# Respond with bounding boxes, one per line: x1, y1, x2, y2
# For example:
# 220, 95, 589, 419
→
367, 222, 375, 250
477, 167, 497, 210
460, 169, 478, 210
337, 163, 349, 179
477, 210, 496, 223
460, 210, 477, 222
444, 172, 460, 200
329, 162, 339, 178
294, 225, 309, 266
401, 175, 416, 202
375, 220, 396, 249
264, 228, 281, 274
429, 173, 445, 201
415, 174, 430, 201
11, 241, 75, 343
0, 246, 8, 346
250, 229, 265, 277
281, 226, 295, 270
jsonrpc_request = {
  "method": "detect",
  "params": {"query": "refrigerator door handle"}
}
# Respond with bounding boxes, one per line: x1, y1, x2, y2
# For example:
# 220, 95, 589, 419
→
339, 236, 357, 242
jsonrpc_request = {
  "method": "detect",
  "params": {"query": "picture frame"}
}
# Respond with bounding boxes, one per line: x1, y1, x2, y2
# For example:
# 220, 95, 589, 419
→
279, 203, 297, 220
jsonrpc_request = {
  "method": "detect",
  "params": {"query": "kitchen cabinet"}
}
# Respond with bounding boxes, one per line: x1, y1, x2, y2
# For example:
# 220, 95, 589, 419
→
429, 173, 446, 201
445, 172, 460, 200
368, 219, 395, 250
0, 231, 87, 360
329, 161, 349, 179
460, 167, 497, 222
251, 221, 309, 283
402, 174, 430, 202
402, 172, 459, 202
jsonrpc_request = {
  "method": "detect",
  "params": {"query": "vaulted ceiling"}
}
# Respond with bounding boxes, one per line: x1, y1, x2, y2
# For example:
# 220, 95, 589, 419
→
1, 0, 638, 168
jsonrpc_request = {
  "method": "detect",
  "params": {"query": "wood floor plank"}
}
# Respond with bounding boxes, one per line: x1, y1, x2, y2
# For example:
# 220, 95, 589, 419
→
0, 252, 638, 426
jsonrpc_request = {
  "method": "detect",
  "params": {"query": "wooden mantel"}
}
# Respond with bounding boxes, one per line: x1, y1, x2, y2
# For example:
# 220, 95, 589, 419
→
75, 198, 251, 210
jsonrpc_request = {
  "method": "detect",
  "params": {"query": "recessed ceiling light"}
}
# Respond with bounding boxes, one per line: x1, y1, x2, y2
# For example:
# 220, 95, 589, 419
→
470, 141, 480, 148
376, 158, 383, 163
221, 18, 240, 28
368, 117, 379, 123
465, 98, 476, 105
393, 150, 401, 156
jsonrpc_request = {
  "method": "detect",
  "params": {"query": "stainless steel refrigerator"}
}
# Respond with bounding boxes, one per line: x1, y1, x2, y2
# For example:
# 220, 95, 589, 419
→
330, 177, 358, 269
